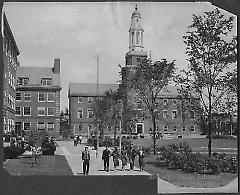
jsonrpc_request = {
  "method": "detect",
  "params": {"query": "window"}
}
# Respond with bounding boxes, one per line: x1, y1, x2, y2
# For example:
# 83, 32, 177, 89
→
163, 110, 168, 119
88, 97, 93, 104
16, 106, 21, 116
172, 99, 177, 105
173, 126, 177, 132
182, 126, 186, 131
131, 32, 134, 45
16, 92, 21, 101
190, 111, 195, 119
47, 107, 55, 116
38, 107, 45, 116
87, 109, 93, 118
37, 122, 45, 130
18, 77, 29, 85
38, 93, 45, 102
47, 123, 54, 131
136, 31, 140, 44
47, 93, 55, 102
77, 109, 83, 118
136, 99, 142, 110
107, 126, 112, 132
172, 110, 177, 119
23, 122, 30, 131
23, 107, 31, 116
163, 99, 168, 106
156, 125, 159, 132
190, 126, 195, 132
163, 125, 168, 131
78, 97, 83, 103
79, 123, 82, 131
41, 78, 52, 86
24, 92, 31, 102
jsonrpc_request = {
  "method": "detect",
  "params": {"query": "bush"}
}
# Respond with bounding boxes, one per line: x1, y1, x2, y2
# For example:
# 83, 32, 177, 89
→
42, 142, 56, 155
4, 145, 25, 160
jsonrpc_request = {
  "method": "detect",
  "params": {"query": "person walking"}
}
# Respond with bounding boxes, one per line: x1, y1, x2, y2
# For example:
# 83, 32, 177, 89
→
102, 146, 111, 172
111, 147, 120, 171
121, 146, 128, 171
82, 146, 90, 175
73, 136, 77, 147
79, 135, 83, 144
128, 144, 136, 171
138, 147, 145, 172
76, 135, 79, 146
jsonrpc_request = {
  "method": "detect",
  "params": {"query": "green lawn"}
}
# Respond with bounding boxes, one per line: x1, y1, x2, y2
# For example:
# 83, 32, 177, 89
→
136, 155, 238, 188
3, 155, 73, 176
132, 138, 237, 153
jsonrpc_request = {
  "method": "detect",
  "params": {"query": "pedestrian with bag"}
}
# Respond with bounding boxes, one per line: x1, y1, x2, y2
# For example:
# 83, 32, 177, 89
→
111, 147, 120, 171
102, 146, 111, 172
82, 146, 90, 175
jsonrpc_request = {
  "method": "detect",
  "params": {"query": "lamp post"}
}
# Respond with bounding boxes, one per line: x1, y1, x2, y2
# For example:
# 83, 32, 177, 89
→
95, 55, 99, 158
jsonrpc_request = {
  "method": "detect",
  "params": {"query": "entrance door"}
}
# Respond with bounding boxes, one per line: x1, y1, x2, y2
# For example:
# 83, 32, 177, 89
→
136, 123, 144, 134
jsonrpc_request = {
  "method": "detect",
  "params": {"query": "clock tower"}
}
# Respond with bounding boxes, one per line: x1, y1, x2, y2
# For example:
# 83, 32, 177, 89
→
125, 5, 148, 66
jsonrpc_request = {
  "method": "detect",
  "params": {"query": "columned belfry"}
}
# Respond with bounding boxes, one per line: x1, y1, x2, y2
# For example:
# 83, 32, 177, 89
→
125, 5, 148, 66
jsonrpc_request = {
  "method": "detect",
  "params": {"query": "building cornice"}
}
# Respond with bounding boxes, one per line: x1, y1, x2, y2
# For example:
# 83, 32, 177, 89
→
16, 86, 62, 91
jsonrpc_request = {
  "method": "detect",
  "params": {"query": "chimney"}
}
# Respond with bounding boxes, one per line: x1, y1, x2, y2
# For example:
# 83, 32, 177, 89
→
53, 58, 60, 74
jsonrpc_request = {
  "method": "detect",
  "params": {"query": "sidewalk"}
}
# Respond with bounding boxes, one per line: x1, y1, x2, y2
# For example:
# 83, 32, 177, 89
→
55, 140, 150, 176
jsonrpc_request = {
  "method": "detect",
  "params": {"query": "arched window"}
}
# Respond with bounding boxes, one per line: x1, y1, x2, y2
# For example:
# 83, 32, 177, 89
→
131, 32, 134, 45
136, 31, 140, 44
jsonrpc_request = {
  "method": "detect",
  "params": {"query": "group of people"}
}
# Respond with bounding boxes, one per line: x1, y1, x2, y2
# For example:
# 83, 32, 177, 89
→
73, 135, 83, 146
81, 144, 145, 175
103, 144, 145, 172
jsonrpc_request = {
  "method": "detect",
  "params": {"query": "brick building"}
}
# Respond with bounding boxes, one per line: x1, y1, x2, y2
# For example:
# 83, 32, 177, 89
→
68, 83, 118, 137
121, 6, 200, 137
1, 12, 20, 134
15, 59, 61, 137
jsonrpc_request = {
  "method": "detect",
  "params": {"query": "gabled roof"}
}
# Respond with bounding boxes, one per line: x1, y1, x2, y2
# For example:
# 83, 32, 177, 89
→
69, 83, 119, 97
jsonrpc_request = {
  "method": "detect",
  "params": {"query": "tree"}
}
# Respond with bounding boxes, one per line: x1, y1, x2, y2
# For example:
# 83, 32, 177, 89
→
128, 58, 176, 155
60, 107, 71, 138
176, 8, 237, 157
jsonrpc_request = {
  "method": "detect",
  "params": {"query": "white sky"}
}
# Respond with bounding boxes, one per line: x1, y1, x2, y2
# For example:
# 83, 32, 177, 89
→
3, 2, 237, 110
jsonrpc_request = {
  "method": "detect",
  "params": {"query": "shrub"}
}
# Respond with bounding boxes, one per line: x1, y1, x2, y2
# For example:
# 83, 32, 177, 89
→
4, 145, 25, 159
42, 142, 56, 155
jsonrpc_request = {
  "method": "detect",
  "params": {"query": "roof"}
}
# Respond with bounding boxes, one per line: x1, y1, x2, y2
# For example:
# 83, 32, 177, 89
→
3, 12, 20, 55
16, 66, 61, 87
69, 83, 119, 97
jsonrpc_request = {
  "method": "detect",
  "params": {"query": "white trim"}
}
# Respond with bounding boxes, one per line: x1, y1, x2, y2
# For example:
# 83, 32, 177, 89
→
47, 122, 55, 131
47, 107, 55, 116
23, 122, 31, 131
135, 123, 144, 134
38, 107, 45, 116
78, 97, 83, 103
37, 122, 45, 130
47, 92, 55, 102
24, 92, 31, 102
23, 106, 31, 116
172, 110, 177, 119
38, 92, 45, 102
15, 106, 21, 116
77, 108, 83, 118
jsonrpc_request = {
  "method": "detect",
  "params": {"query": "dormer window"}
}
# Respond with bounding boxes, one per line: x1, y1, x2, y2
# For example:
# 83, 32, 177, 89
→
18, 77, 29, 86
41, 78, 52, 86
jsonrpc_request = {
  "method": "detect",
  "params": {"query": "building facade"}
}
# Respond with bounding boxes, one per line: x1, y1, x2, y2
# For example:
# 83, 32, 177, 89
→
2, 12, 20, 134
15, 59, 61, 137
68, 83, 118, 137
121, 6, 200, 136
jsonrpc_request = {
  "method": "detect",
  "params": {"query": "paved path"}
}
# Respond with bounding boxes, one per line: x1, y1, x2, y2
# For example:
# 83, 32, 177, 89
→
55, 140, 150, 176
55, 140, 238, 193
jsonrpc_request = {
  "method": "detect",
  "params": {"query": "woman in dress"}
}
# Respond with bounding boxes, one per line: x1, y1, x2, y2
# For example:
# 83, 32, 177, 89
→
138, 147, 145, 172
112, 147, 120, 171
121, 146, 128, 171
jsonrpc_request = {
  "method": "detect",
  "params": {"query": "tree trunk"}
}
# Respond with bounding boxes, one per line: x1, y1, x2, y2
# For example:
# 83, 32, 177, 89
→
208, 113, 212, 157
152, 114, 156, 155
114, 122, 117, 147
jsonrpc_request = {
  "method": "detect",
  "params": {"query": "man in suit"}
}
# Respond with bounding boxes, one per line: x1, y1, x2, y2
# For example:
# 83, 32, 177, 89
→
102, 146, 111, 172
128, 144, 136, 171
82, 146, 90, 175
